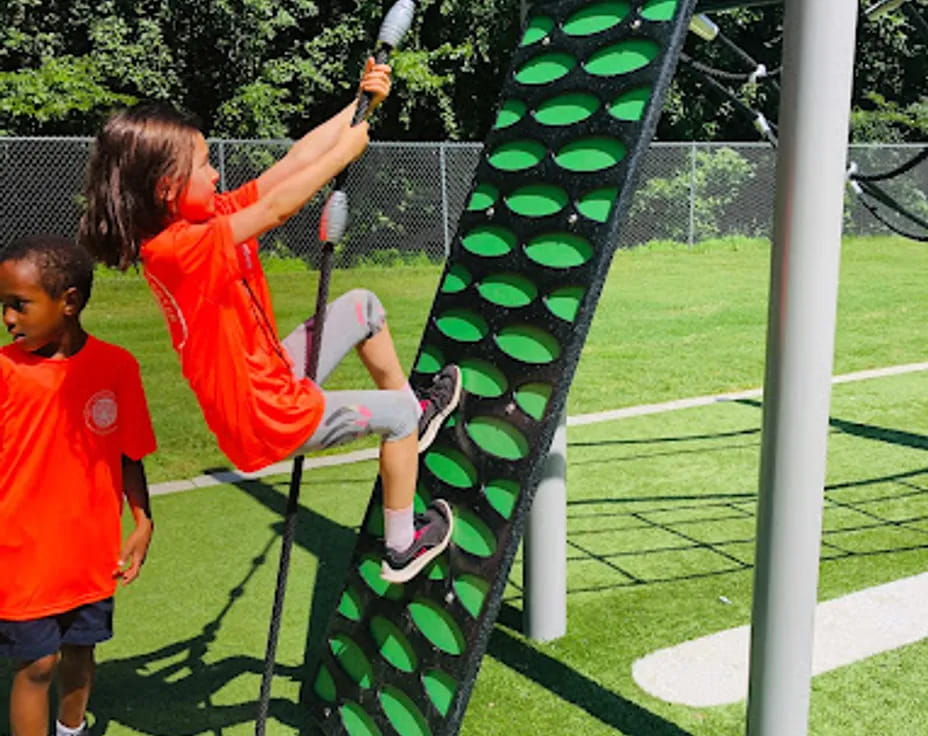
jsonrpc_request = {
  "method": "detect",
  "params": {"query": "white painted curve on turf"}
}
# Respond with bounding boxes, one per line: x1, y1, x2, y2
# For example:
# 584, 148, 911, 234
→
632, 572, 928, 707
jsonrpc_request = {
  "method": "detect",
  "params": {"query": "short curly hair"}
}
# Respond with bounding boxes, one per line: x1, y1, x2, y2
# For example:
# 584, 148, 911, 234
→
0, 234, 94, 309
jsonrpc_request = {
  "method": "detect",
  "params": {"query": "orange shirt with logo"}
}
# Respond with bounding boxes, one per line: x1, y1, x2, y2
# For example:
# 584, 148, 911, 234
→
0, 337, 157, 620
140, 180, 324, 472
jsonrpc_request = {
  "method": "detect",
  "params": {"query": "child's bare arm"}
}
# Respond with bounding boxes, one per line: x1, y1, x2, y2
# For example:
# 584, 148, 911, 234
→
255, 58, 391, 196
116, 455, 154, 585
229, 121, 370, 244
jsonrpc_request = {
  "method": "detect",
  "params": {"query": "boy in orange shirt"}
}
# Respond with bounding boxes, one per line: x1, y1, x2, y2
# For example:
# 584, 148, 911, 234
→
0, 235, 157, 736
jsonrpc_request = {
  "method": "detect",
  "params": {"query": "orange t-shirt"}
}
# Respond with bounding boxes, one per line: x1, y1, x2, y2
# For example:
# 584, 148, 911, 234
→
0, 336, 157, 620
140, 180, 324, 472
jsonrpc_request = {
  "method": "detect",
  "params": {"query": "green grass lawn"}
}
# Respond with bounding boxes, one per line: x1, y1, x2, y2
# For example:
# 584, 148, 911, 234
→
2, 235, 927, 735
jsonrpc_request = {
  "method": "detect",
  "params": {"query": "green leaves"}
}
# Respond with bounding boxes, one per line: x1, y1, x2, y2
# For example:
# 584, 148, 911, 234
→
0, 55, 134, 135
1, 1, 922, 142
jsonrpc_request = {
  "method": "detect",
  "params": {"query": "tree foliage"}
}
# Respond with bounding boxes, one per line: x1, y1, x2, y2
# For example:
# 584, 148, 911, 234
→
0, 0, 925, 141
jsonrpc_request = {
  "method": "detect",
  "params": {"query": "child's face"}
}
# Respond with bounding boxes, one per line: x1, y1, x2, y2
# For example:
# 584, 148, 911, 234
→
176, 133, 220, 222
0, 258, 73, 357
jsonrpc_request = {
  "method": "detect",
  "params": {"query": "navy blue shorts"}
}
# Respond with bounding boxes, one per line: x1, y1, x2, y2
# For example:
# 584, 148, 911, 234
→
0, 598, 114, 661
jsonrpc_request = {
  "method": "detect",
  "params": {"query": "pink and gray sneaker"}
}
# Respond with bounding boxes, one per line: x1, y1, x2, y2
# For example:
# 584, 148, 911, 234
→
381, 499, 454, 583
417, 365, 463, 453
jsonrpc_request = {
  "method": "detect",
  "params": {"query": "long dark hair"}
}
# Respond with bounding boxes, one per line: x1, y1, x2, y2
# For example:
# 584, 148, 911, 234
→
78, 102, 199, 271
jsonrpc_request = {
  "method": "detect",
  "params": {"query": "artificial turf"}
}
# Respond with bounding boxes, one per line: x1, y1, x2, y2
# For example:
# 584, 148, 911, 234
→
1, 236, 926, 735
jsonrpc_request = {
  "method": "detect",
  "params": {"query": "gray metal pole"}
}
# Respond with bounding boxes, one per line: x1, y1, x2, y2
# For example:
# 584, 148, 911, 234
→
523, 409, 567, 641
439, 143, 451, 258
218, 140, 227, 192
688, 142, 697, 246
745, 2, 858, 735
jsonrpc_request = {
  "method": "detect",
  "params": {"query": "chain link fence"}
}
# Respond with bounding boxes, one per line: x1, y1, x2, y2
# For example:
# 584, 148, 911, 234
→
2, 138, 925, 264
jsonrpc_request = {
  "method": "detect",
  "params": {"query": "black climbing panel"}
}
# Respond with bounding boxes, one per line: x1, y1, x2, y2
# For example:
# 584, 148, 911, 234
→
308, 1, 697, 733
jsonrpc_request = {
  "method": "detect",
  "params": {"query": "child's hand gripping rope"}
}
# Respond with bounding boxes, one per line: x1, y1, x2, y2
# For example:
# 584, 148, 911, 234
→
320, 0, 416, 245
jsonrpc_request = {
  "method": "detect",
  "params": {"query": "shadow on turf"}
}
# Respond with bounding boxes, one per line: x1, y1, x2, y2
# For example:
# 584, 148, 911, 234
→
75, 472, 688, 736
488, 604, 696, 736
78, 407, 925, 734
735, 397, 928, 450
2, 475, 359, 735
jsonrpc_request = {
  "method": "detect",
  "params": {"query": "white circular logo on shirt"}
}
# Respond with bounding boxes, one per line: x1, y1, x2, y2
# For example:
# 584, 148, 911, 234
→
84, 390, 118, 435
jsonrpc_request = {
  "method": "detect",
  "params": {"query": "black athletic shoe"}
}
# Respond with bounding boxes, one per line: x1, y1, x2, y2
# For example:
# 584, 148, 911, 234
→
381, 499, 454, 583
417, 365, 463, 453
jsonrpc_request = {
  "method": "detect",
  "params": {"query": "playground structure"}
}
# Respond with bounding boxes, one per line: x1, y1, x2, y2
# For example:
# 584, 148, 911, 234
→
253, 1, 918, 735
305, 1, 700, 734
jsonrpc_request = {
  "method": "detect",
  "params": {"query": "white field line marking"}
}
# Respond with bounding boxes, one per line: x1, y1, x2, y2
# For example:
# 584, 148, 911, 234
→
150, 361, 928, 496
150, 447, 379, 496
632, 572, 928, 707
568, 361, 928, 426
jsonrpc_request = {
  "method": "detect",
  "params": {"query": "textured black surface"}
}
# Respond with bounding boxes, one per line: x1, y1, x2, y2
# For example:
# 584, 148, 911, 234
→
306, 2, 698, 734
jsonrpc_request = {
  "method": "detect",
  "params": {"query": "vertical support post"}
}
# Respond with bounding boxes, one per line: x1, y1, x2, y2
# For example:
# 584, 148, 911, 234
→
688, 142, 697, 246
524, 409, 567, 642
218, 140, 227, 192
440, 143, 451, 258
745, 3, 858, 736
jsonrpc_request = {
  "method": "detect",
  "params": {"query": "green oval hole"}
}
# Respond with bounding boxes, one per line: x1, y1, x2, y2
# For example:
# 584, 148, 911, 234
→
453, 574, 490, 619
556, 136, 626, 172
423, 669, 457, 717
488, 139, 547, 172
371, 616, 418, 673
515, 52, 576, 85
314, 665, 336, 702
496, 325, 561, 364
520, 15, 555, 46
340, 702, 382, 736
408, 599, 466, 655
477, 273, 538, 308
577, 187, 618, 222
466, 416, 529, 460
359, 553, 404, 600
441, 264, 472, 294
452, 508, 498, 558
525, 232, 594, 268
563, 1, 631, 35
461, 225, 516, 257
506, 184, 568, 217
534, 92, 600, 126
545, 285, 585, 322
380, 686, 432, 736
337, 586, 363, 622
424, 447, 478, 489
641, 0, 678, 21
485, 478, 520, 519
427, 555, 449, 580
584, 39, 660, 76
467, 183, 500, 210
415, 344, 445, 375
435, 309, 489, 343
515, 382, 552, 421
609, 85, 651, 121
494, 99, 528, 130
330, 634, 373, 688
460, 358, 508, 398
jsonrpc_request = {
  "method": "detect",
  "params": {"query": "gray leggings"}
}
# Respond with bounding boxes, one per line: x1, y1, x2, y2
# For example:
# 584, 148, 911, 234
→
282, 289, 417, 452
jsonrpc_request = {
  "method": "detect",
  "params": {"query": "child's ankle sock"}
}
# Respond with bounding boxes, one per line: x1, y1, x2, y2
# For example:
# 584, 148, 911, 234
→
56, 720, 86, 736
384, 505, 414, 553
403, 382, 423, 418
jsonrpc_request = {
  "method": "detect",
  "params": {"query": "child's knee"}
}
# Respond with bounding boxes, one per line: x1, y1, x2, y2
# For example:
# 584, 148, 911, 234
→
16, 653, 57, 685
345, 289, 386, 338
387, 393, 418, 442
